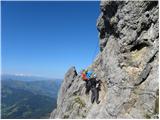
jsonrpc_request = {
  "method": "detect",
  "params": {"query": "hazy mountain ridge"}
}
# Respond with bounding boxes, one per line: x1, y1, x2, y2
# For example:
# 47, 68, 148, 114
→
2, 79, 60, 98
1, 74, 62, 82
1, 76, 62, 119
2, 85, 56, 119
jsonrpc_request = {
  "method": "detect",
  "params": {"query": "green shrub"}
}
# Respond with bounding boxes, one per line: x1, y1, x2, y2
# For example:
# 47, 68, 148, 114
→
63, 114, 69, 119
72, 96, 86, 109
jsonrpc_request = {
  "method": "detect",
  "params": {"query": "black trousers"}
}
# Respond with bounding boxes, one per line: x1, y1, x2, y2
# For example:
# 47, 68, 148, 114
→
85, 80, 91, 94
91, 87, 99, 104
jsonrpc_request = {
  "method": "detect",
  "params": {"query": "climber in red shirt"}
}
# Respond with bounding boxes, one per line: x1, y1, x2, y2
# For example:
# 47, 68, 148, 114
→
81, 69, 91, 95
81, 69, 101, 104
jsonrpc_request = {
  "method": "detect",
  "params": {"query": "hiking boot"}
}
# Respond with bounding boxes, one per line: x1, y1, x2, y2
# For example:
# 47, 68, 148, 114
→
96, 101, 100, 104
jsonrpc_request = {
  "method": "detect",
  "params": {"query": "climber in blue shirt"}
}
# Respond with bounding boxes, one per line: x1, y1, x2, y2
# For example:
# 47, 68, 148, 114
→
86, 71, 93, 79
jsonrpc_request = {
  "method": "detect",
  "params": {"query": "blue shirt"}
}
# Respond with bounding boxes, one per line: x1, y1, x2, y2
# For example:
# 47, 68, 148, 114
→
86, 71, 93, 79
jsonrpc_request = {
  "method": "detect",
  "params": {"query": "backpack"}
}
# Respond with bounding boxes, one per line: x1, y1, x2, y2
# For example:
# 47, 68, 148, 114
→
81, 72, 88, 81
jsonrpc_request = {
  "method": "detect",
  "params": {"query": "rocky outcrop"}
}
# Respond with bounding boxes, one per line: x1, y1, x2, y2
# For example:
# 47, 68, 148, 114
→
50, 1, 159, 119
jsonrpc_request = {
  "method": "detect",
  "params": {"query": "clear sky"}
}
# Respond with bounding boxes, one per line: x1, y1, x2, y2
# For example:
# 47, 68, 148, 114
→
2, 1, 100, 79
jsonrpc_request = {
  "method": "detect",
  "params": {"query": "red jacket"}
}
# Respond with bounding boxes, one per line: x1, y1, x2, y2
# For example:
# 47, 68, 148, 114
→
81, 73, 88, 81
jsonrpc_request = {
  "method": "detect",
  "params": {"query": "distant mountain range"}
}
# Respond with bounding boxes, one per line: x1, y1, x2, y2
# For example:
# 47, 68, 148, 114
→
1, 74, 62, 82
1, 74, 63, 119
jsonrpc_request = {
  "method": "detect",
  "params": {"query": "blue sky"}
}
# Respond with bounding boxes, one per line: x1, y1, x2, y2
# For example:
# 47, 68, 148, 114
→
2, 1, 100, 79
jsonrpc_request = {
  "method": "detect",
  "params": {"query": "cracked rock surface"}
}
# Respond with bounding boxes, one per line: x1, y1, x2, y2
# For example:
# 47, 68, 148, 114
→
50, 1, 159, 119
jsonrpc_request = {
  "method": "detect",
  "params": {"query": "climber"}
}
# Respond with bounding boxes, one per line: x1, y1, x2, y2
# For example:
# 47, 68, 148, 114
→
81, 69, 101, 104
90, 76, 101, 104
86, 70, 93, 79
81, 69, 92, 95
81, 69, 88, 81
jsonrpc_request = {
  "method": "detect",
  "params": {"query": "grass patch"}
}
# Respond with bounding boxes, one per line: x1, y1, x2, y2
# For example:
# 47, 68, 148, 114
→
63, 114, 69, 119
145, 113, 151, 119
155, 97, 159, 114
74, 97, 86, 108
72, 96, 86, 109
131, 47, 147, 62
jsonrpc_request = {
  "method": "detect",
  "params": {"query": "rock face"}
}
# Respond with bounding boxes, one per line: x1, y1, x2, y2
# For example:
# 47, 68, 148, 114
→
50, 1, 159, 119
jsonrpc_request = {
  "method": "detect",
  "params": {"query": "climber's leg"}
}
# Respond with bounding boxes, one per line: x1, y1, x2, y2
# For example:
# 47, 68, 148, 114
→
85, 81, 89, 94
91, 87, 96, 104
95, 88, 100, 104
85, 87, 90, 94
85, 80, 91, 95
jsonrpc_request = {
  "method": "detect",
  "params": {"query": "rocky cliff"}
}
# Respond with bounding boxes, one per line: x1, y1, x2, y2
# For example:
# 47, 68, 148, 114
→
50, 1, 159, 119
